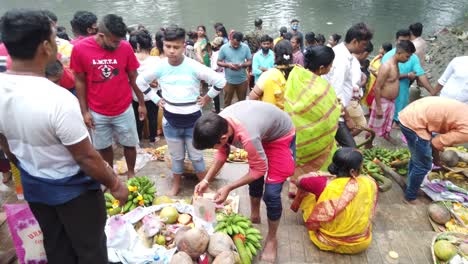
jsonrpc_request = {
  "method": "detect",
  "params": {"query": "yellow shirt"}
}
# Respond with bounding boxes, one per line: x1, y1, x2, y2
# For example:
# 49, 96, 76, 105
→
150, 48, 160, 57
273, 37, 283, 46
256, 68, 286, 110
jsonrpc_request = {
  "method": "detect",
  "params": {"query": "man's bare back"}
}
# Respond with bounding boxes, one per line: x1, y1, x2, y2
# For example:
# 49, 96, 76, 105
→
377, 57, 400, 100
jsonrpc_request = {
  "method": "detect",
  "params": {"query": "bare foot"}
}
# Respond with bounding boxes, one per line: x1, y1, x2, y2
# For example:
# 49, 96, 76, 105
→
2, 172, 12, 184
251, 215, 261, 224
127, 171, 135, 179
402, 198, 419, 205
261, 237, 278, 263
288, 182, 297, 199
167, 185, 180, 196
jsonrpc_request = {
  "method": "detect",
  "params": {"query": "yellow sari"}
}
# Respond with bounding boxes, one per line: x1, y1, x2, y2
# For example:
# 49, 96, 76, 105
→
300, 175, 378, 254
362, 54, 382, 107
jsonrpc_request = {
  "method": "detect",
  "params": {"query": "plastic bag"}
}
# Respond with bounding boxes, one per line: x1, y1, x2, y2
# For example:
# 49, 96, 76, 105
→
4, 203, 47, 264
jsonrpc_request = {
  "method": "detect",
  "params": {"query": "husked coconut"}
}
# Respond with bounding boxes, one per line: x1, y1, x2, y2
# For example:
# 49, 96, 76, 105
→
208, 232, 236, 257
213, 251, 236, 264
169, 251, 192, 264
176, 227, 210, 259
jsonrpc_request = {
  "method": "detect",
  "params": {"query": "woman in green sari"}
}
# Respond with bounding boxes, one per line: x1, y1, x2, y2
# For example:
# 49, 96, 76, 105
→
195, 25, 211, 67
284, 45, 342, 197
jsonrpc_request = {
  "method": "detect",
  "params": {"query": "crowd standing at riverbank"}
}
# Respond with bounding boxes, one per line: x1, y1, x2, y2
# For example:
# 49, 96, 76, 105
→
0, 8, 467, 264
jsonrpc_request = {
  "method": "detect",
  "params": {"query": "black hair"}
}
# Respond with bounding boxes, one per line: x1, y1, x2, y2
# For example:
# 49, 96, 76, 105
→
361, 59, 370, 68
396, 40, 416, 54
344, 22, 373, 43
259, 34, 273, 43
213, 22, 223, 30
215, 25, 228, 38
315, 34, 326, 45
409, 22, 423, 37
291, 19, 299, 24
232, 32, 243, 42
70, 11, 97, 36
41, 10, 57, 23
254, 18, 263, 27
291, 35, 302, 44
155, 30, 165, 54
127, 26, 136, 35
331, 33, 341, 43
382, 42, 393, 52
99, 14, 127, 38
164, 26, 186, 42
274, 39, 293, 66
279, 26, 288, 35
327, 148, 363, 177
0, 9, 53, 60
129, 30, 153, 51
197, 25, 209, 41
283, 32, 293, 41
45, 59, 63, 77
304, 45, 335, 72
56, 31, 70, 41
193, 113, 229, 150
305, 32, 316, 45
395, 29, 411, 39
364, 40, 374, 53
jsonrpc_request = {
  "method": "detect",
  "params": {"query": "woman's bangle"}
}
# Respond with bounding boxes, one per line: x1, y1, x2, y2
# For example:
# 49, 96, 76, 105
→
202, 179, 209, 184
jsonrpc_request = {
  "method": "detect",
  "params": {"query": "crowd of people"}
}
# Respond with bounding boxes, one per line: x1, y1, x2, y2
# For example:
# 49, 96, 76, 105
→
1, 8, 468, 264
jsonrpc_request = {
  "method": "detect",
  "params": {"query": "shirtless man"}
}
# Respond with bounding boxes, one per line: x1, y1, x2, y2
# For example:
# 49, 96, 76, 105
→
368, 40, 416, 141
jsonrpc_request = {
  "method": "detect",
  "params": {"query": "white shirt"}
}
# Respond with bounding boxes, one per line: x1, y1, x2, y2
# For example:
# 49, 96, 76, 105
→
0, 74, 89, 179
132, 55, 160, 101
439, 56, 468, 103
324, 42, 355, 108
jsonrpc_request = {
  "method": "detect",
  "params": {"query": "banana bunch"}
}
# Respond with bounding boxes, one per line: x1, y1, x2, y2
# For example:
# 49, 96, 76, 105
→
215, 213, 263, 261
122, 176, 156, 213
104, 193, 122, 216
445, 220, 468, 233
363, 148, 410, 167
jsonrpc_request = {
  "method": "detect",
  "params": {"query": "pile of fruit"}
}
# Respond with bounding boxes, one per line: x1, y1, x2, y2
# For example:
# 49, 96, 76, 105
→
227, 148, 248, 162
141, 145, 168, 161
432, 232, 467, 264
362, 148, 411, 192
104, 176, 156, 216
215, 213, 262, 263
428, 202, 468, 233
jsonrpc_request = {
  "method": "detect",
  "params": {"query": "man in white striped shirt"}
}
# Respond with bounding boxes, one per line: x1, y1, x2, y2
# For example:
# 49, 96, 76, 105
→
137, 26, 226, 195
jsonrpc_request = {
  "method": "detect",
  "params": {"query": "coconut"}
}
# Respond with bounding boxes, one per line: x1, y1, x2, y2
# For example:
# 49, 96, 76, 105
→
434, 240, 457, 261
441, 150, 459, 167
176, 227, 210, 259
160, 206, 179, 224
428, 203, 451, 225
213, 251, 236, 264
208, 232, 236, 257
169, 251, 192, 264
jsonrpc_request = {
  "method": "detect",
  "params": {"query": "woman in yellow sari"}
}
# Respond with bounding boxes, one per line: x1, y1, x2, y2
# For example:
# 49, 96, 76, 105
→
293, 148, 378, 254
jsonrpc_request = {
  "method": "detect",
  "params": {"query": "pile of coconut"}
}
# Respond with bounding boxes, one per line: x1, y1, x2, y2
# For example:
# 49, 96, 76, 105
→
171, 228, 240, 264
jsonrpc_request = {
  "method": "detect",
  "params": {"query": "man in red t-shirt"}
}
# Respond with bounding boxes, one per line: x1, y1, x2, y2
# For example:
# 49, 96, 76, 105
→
70, 14, 147, 179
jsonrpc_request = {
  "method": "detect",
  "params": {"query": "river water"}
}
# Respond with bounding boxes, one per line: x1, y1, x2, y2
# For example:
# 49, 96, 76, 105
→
1, 0, 467, 47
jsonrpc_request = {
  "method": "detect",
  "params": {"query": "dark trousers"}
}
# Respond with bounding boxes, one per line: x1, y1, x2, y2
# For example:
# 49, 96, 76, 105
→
249, 176, 284, 221
335, 121, 357, 148
28, 190, 108, 264
213, 95, 221, 113
132, 100, 159, 142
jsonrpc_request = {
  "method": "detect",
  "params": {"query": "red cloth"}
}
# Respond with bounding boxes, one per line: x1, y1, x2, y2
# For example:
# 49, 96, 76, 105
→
70, 37, 140, 116
59, 66, 75, 89
262, 131, 296, 184
298, 176, 327, 198
70, 36, 86, 45
0, 43, 12, 70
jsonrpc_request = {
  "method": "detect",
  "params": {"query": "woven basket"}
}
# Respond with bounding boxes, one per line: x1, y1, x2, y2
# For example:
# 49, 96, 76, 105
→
165, 149, 218, 175
431, 231, 467, 264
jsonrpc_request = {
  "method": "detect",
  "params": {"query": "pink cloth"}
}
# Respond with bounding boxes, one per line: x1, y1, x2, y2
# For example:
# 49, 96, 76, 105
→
368, 97, 395, 137
262, 131, 296, 183
70, 37, 140, 116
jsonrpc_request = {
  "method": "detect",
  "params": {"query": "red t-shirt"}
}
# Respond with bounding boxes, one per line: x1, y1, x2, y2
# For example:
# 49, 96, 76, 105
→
70, 37, 139, 116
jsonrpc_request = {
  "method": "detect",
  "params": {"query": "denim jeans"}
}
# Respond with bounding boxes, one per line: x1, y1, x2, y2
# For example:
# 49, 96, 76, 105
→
249, 176, 284, 221
400, 124, 433, 200
162, 118, 205, 174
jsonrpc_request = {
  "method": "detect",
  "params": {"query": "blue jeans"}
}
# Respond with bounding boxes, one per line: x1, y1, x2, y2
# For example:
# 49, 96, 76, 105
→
162, 118, 205, 174
249, 176, 284, 221
400, 124, 432, 200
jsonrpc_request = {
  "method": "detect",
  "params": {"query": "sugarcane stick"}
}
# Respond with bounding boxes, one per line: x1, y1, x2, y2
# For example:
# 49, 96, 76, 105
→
373, 159, 407, 190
